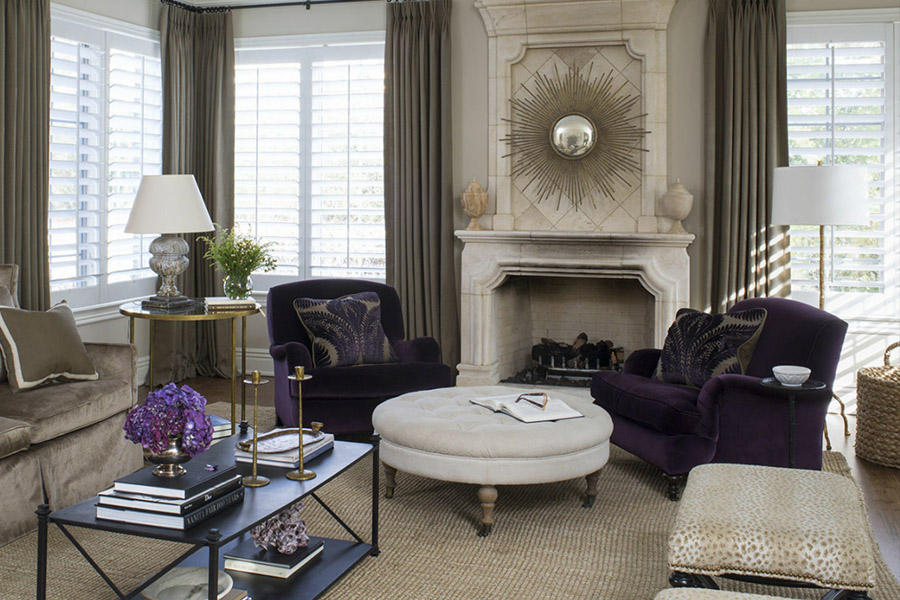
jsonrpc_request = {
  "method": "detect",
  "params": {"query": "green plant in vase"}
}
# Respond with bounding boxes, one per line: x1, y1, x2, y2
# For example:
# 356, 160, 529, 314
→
199, 226, 277, 299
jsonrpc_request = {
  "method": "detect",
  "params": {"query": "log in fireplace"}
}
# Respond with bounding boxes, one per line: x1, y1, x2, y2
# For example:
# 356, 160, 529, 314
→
502, 334, 624, 387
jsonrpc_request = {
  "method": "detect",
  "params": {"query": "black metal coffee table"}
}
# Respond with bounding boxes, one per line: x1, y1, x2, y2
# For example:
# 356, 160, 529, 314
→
36, 433, 379, 600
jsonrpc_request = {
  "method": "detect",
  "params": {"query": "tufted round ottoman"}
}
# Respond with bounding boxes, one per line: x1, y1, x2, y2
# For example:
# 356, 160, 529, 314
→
372, 385, 613, 536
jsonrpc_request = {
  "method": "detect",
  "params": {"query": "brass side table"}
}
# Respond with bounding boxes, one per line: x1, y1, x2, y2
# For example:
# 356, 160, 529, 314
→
119, 300, 260, 435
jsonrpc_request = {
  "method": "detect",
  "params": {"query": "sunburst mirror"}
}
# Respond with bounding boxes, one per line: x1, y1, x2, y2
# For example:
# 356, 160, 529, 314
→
502, 64, 649, 210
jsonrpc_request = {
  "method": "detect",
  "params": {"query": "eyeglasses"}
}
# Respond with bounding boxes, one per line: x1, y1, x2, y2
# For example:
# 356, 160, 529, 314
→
515, 392, 549, 410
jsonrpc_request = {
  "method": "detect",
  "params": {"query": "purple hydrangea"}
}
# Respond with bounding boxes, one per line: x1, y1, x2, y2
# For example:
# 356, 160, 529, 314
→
123, 383, 213, 457
251, 501, 309, 555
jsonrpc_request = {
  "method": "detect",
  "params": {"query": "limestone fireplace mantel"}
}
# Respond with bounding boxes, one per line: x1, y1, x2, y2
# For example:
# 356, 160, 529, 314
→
456, 229, 693, 386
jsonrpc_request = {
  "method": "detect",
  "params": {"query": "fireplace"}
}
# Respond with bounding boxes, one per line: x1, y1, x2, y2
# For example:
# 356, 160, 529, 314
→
456, 230, 692, 386
456, 0, 693, 386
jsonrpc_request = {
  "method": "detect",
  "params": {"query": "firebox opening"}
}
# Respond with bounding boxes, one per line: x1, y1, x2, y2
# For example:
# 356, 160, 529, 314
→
495, 275, 655, 387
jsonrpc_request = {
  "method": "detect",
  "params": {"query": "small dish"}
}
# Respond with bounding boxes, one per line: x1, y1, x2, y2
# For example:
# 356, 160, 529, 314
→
142, 567, 233, 600
772, 365, 811, 387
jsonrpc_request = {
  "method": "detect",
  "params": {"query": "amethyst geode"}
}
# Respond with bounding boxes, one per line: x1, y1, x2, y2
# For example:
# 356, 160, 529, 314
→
251, 500, 309, 555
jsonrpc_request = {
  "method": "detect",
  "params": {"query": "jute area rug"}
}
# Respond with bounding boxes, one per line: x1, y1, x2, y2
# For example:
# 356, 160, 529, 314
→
1, 402, 898, 600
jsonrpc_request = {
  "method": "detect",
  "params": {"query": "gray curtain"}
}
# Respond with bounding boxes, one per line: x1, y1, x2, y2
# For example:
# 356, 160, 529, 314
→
0, 0, 50, 311
155, 5, 235, 383
384, 0, 459, 371
704, 0, 789, 313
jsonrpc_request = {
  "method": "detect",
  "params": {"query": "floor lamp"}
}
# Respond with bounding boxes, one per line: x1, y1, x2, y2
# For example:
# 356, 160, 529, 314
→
772, 164, 869, 446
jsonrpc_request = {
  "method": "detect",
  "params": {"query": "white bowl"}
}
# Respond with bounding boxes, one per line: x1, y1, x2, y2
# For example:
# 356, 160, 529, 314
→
772, 365, 811, 387
142, 567, 233, 600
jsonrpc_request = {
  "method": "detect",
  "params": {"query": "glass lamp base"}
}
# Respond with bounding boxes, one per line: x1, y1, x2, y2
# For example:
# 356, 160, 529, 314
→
286, 469, 316, 481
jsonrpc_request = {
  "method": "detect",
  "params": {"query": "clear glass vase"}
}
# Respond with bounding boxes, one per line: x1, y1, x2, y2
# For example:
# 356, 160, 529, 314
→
224, 274, 253, 300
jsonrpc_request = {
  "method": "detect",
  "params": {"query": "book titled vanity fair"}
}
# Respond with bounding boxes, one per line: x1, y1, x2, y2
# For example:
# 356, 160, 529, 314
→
95, 485, 244, 530
98, 474, 242, 515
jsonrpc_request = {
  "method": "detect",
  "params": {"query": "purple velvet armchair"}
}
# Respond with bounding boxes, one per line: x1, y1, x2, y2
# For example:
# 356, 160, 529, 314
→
267, 279, 452, 434
591, 297, 848, 500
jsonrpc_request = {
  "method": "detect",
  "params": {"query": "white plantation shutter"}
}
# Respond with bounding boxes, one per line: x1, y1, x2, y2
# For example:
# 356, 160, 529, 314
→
49, 10, 160, 306
786, 24, 898, 316
49, 35, 104, 291
310, 59, 385, 279
106, 45, 162, 284
234, 37, 385, 286
235, 63, 304, 273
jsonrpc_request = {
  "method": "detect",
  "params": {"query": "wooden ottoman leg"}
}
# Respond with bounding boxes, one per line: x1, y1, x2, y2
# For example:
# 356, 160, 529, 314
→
383, 464, 397, 499
477, 485, 497, 537
583, 470, 601, 508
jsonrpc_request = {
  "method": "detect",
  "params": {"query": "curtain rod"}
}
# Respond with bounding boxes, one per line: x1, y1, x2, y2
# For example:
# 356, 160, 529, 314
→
161, 0, 388, 12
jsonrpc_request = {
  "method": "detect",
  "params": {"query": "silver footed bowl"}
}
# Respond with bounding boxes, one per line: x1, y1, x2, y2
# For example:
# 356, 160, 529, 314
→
148, 436, 191, 478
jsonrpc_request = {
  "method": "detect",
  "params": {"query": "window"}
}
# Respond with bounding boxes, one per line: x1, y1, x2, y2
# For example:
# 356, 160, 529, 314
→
234, 35, 386, 288
786, 23, 899, 318
49, 8, 162, 306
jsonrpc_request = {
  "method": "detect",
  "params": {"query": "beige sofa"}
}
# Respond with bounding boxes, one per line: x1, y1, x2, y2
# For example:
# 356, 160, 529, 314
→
0, 266, 143, 545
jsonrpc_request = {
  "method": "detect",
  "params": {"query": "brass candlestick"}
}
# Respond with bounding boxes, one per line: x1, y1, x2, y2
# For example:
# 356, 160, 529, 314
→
241, 370, 270, 488
286, 365, 316, 481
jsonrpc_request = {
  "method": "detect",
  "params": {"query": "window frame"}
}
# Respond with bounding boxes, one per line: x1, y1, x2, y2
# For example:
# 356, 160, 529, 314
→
49, 5, 161, 309
785, 20, 900, 322
234, 31, 386, 294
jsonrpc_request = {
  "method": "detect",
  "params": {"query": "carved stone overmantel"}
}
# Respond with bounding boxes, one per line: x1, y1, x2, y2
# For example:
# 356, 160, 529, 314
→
476, 0, 677, 233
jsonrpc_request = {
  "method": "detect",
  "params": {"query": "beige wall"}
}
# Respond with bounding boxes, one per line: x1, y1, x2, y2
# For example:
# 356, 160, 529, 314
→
53, 0, 160, 27
232, 0, 384, 37
666, 0, 707, 308
787, 0, 900, 11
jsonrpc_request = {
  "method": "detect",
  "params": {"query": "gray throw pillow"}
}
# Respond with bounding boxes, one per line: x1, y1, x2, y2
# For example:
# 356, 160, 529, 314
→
293, 292, 398, 368
657, 307, 767, 388
0, 286, 15, 383
0, 301, 98, 392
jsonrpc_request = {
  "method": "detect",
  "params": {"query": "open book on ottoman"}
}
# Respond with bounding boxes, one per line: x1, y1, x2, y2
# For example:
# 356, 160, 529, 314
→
470, 392, 583, 423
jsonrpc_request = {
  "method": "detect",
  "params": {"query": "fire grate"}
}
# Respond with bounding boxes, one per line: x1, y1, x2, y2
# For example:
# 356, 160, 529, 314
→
501, 334, 624, 387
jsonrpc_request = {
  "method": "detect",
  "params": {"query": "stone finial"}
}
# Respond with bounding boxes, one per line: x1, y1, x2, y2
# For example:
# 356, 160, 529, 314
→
461, 178, 489, 231
658, 178, 693, 234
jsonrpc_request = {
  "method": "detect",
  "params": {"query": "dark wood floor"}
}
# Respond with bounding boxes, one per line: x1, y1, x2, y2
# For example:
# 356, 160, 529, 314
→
172, 376, 900, 581
825, 412, 900, 579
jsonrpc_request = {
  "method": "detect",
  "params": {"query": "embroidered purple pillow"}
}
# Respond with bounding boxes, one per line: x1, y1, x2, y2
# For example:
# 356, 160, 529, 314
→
293, 292, 398, 368
658, 307, 767, 388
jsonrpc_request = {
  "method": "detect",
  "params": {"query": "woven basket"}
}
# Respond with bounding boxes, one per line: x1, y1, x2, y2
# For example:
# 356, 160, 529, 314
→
855, 341, 900, 468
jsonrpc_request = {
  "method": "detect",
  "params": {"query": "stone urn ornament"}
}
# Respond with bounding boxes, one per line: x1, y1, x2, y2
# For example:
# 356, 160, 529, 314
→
658, 178, 693, 234
461, 178, 488, 231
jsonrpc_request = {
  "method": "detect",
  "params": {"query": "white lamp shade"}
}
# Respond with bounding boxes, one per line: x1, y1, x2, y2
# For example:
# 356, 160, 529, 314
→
124, 174, 215, 234
771, 165, 869, 226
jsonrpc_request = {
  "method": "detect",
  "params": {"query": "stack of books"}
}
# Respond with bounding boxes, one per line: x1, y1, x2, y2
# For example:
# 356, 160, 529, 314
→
209, 414, 232, 445
205, 296, 256, 312
225, 537, 325, 579
96, 463, 243, 530
234, 428, 334, 468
